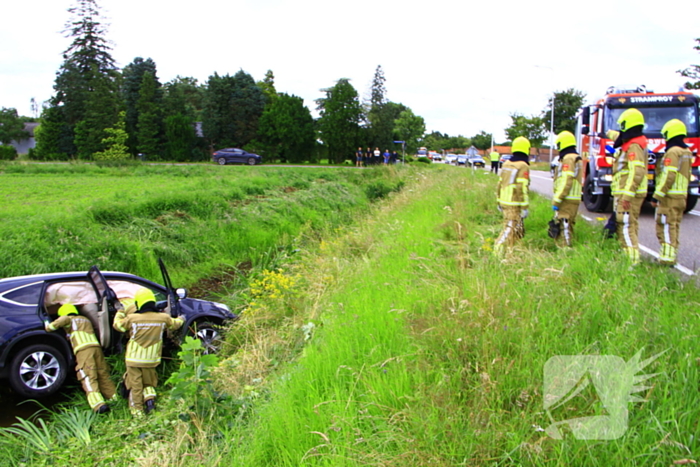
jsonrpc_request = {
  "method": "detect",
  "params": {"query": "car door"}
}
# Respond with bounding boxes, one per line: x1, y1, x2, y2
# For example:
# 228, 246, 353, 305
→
87, 266, 120, 349
158, 258, 183, 318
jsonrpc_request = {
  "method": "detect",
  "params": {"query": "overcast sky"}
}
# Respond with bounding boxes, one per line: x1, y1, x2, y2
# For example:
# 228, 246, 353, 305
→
2, 0, 699, 142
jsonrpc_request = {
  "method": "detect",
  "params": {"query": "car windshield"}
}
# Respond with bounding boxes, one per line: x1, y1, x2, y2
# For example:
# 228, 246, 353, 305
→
604, 105, 699, 136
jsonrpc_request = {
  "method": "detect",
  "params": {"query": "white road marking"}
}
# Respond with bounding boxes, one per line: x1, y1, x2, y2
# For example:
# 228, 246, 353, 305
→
688, 210, 700, 217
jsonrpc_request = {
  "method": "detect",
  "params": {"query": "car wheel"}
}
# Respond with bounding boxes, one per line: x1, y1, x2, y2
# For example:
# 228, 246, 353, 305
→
583, 174, 612, 212
684, 194, 698, 213
217, 157, 227, 165
246, 157, 257, 166
189, 321, 224, 355
8, 344, 68, 398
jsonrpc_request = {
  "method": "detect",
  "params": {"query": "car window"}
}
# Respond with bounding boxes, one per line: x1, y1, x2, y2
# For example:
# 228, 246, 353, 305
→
1, 282, 44, 306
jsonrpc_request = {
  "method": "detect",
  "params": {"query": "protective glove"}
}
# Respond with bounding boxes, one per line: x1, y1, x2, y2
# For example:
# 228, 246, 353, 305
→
552, 205, 559, 211
521, 209, 529, 219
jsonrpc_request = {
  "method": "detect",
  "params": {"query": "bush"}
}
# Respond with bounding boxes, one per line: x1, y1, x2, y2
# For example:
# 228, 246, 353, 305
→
0, 145, 17, 161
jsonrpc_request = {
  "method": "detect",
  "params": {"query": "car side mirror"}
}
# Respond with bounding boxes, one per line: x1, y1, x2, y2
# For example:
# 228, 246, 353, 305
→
176, 288, 187, 299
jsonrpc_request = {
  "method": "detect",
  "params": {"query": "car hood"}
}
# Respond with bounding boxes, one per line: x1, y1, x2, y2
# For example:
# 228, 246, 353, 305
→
178, 298, 236, 323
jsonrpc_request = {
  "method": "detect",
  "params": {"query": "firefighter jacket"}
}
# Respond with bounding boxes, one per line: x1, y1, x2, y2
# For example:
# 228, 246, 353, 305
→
113, 311, 184, 368
654, 146, 692, 200
497, 160, 530, 207
553, 152, 583, 206
45, 315, 100, 353
613, 136, 647, 202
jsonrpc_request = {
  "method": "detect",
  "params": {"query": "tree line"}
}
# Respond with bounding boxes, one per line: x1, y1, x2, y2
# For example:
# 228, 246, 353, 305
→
4, 1, 700, 163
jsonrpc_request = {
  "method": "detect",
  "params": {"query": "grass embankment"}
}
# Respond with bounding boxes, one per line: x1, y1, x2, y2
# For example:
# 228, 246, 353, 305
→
0, 162, 405, 296
3, 164, 699, 466
218, 168, 700, 466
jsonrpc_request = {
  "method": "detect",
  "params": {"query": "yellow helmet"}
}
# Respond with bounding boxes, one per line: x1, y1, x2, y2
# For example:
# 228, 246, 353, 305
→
555, 131, 576, 150
512, 136, 531, 155
58, 303, 78, 317
661, 119, 687, 141
134, 287, 156, 311
617, 108, 644, 131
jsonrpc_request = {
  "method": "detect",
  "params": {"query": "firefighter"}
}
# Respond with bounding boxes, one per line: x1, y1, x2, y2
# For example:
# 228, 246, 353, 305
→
494, 136, 530, 255
551, 131, 583, 246
113, 287, 184, 417
45, 304, 116, 413
490, 149, 500, 174
651, 119, 692, 266
613, 108, 648, 265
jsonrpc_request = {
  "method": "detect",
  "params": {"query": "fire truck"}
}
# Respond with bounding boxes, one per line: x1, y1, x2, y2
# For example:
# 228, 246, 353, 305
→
577, 85, 700, 213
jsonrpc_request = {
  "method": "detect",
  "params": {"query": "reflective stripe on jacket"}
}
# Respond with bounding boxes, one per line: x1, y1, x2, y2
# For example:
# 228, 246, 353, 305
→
497, 160, 529, 207
654, 146, 691, 199
553, 152, 583, 205
45, 315, 100, 352
615, 137, 648, 201
114, 311, 184, 367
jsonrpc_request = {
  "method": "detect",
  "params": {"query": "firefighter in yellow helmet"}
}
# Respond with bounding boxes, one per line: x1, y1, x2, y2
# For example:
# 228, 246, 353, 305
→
651, 119, 692, 266
550, 131, 583, 246
494, 136, 531, 254
113, 287, 184, 417
613, 108, 648, 265
45, 304, 116, 413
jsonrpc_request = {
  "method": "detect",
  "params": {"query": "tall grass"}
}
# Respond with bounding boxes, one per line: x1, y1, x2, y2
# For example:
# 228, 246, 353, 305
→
3, 165, 699, 465
221, 167, 700, 466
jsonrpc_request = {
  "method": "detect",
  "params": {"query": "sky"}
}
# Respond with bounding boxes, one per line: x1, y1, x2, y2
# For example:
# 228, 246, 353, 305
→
2, 0, 700, 143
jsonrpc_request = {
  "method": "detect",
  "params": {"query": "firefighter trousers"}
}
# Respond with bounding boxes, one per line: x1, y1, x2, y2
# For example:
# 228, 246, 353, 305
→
125, 366, 158, 414
555, 201, 579, 247
75, 347, 116, 411
616, 196, 645, 264
655, 197, 685, 265
495, 207, 524, 254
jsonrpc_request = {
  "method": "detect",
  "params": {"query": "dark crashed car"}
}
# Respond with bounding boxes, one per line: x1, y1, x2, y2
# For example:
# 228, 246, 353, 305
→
212, 148, 262, 166
0, 260, 235, 398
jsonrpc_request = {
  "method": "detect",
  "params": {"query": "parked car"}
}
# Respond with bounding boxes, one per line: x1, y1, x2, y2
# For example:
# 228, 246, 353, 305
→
467, 155, 485, 167
432, 154, 444, 162
0, 259, 236, 398
445, 154, 458, 165
456, 155, 468, 166
499, 154, 512, 168
212, 148, 262, 166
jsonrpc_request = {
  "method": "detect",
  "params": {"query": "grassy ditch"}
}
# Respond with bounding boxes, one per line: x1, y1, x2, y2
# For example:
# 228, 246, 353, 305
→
2, 165, 699, 466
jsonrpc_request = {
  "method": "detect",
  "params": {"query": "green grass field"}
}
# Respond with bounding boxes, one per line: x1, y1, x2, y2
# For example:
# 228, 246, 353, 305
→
1, 163, 698, 466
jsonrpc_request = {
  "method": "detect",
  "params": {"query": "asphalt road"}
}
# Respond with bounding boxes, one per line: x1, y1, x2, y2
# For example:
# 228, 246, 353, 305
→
527, 170, 700, 277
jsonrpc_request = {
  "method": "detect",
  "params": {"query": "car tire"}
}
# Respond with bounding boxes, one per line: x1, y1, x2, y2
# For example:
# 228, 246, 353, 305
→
583, 174, 612, 212
246, 157, 257, 166
189, 321, 224, 355
685, 194, 698, 213
217, 157, 227, 166
8, 344, 68, 398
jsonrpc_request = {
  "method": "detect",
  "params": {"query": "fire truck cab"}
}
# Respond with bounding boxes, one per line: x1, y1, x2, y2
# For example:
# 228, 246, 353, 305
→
577, 85, 700, 212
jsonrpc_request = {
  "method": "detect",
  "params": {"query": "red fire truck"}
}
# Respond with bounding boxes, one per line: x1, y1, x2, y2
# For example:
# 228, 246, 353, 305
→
577, 85, 700, 212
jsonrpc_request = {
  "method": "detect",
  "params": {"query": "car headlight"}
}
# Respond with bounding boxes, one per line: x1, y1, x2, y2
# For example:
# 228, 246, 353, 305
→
213, 301, 231, 313
602, 174, 613, 182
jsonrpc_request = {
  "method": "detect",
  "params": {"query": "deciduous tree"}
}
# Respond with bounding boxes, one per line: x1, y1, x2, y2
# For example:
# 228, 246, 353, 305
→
543, 88, 586, 134
316, 78, 362, 164
0, 108, 28, 145
471, 131, 493, 150
258, 93, 315, 163
394, 108, 426, 154
678, 38, 700, 90
505, 113, 546, 148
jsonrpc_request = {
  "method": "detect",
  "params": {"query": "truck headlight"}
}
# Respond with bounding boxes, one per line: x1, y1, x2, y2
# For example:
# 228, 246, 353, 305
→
603, 174, 613, 182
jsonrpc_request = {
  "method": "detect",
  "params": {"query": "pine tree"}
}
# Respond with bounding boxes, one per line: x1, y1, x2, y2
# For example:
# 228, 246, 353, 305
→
122, 57, 160, 154
165, 114, 196, 162
136, 71, 162, 158
47, 0, 119, 158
